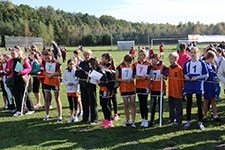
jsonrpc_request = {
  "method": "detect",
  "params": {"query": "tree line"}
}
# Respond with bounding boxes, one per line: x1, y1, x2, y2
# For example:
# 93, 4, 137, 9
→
0, 1, 225, 46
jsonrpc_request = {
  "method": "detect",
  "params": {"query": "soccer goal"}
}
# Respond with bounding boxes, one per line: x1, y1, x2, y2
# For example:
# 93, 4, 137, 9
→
117, 41, 135, 50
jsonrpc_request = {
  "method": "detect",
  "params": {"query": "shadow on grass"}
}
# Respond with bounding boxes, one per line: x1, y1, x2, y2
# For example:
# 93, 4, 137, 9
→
0, 100, 225, 149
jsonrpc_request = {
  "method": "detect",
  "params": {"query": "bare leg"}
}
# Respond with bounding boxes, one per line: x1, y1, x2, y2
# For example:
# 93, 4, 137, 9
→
44, 91, 50, 115
212, 98, 217, 116
54, 91, 62, 118
34, 93, 41, 105
123, 97, 130, 121
130, 95, 136, 121
203, 100, 208, 117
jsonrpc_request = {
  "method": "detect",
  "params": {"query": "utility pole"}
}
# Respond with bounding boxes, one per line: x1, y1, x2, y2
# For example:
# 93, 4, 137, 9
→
111, 33, 113, 51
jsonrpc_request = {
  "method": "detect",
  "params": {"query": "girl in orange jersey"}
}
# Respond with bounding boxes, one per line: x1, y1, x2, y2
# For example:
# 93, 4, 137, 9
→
116, 54, 136, 128
42, 50, 62, 122
134, 50, 151, 127
149, 54, 167, 127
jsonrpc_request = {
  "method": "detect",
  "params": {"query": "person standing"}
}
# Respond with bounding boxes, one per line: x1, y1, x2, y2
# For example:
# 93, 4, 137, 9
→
76, 50, 98, 124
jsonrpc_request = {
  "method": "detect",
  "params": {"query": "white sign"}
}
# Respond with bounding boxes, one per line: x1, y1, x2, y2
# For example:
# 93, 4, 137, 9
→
151, 70, 161, 81
122, 67, 132, 80
89, 70, 103, 85
45, 62, 56, 73
136, 64, 148, 76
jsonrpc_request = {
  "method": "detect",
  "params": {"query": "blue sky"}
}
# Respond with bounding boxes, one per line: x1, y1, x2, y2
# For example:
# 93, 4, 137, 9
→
10, 0, 225, 25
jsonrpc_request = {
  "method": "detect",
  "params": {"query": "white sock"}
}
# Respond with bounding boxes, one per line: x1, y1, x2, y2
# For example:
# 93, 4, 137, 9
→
198, 121, 202, 125
58, 117, 62, 120
213, 114, 218, 118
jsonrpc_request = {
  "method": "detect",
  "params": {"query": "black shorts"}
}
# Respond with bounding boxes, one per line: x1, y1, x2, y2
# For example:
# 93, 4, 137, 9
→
43, 84, 60, 92
33, 77, 40, 93
121, 91, 136, 97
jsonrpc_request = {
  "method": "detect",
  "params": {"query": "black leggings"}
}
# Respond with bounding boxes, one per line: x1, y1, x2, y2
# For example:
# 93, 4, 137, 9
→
100, 96, 112, 121
138, 94, 148, 120
67, 96, 78, 111
150, 96, 164, 122
186, 93, 203, 122
109, 94, 118, 115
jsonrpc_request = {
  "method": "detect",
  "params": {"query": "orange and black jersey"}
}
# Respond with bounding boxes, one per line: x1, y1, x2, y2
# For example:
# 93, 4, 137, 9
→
133, 61, 151, 94
43, 60, 61, 87
167, 64, 184, 99
116, 64, 135, 96
97, 68, 112, 98
150, 61, 167, 96
100, 62, 114, 70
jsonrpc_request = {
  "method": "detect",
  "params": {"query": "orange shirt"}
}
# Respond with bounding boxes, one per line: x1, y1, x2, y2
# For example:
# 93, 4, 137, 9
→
43, 60, 61, 86
134, 61, 151, 90
117, 64, 135, 94
151, 62, 166, 92
168, 64, 184, 99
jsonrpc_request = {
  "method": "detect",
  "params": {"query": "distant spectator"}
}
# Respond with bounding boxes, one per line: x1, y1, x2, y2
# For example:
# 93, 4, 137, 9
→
177, 43, 190, 68
218, 41, 225, 49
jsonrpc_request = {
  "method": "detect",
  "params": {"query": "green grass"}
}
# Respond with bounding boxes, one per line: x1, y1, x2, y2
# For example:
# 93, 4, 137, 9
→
1, 44, 225, 150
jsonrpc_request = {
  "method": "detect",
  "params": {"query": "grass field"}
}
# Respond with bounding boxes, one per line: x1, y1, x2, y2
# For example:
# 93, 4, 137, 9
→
1, 44, 225, 150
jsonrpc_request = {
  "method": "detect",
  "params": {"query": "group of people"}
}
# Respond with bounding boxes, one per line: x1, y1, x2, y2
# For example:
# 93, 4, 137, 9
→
1, 41, 225, 130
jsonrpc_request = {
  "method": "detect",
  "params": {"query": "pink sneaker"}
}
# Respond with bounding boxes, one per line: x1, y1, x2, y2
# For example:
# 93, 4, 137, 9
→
34, 104, 41, 108
98, 120, 108, 126
114, 114, 119, 121
104, 121, 114, 128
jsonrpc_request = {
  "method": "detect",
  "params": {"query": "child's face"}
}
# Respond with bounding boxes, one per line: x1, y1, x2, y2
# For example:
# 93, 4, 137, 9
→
190, 49, 198, 60
84, 53, 91, 61
169, 56, 177, 65
138, 52, 146, 62
0, 57, 3, 63
68, 61, 75, 70
216, 50, 220, 56
45, 55, 52, 62
152, 58, 159, 65
124, 61, 131, 66
28, 52, 34, 60
207, 57, 214, 64
102, 56, 109, 64
11, 51, 18, 59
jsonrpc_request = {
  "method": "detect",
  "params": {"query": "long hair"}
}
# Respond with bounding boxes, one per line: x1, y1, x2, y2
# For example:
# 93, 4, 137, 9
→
102, 53, 116, 70
88, 57, 99, 70
30, 51, 41, 63
121, 54, 133, 66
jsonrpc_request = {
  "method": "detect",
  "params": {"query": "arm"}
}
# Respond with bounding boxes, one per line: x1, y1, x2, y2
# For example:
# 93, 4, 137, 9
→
20, 58, 31, 75
217, 60, 225, 83
63, 70, 69, 86
98, 72, 108, 86
196, 62, 209, 80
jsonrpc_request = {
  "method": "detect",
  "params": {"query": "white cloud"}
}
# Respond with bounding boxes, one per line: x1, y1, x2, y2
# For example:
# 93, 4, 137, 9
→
100, 0, 225, 24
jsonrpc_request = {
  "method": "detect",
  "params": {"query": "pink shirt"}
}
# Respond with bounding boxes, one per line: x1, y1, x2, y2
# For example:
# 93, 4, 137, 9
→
177, 52, 191, 68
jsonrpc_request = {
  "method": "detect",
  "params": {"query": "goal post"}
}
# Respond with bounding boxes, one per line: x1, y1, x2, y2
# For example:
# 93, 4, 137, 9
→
151, 37, 187, 48
117, 41, 135, 50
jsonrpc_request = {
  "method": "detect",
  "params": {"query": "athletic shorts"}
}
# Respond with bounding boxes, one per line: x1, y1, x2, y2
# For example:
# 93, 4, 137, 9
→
67, 92, 79, 97
43, 84, 60, 91
121, 91, 136, 97
33, 77, 40, 93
